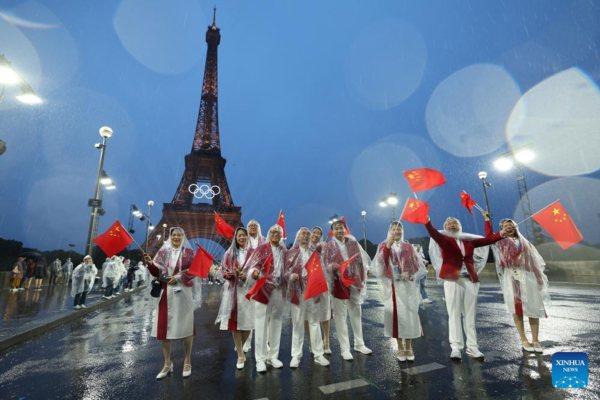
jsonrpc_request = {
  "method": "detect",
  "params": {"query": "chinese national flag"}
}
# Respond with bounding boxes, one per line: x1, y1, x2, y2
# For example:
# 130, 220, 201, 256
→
214, 212, 234, 240
93, 221, 133, 257
339, 254, 359, 287
460, 191, 477, 216
304, 252, 329, 300
340, 216, 351, 235
532, 201, 583, 250
400, 198, 430, 224
189, 242, 214, 278
403, 168, 446, 192
246, 255, 273, 300
277, 210, 287, 239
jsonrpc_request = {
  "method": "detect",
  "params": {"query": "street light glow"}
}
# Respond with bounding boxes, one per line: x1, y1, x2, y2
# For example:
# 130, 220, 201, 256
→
149, 225, 154, 230
361, 211, 366, 216
478, 171, 488, 180
515, 149, 536, 164
494, 157, 513, 171
16, 93, 42, 104
0, 66, 19, 84
379, 201, 387, 207
100, 177, 113, 185
105, 185, 116, 190
386, 196, 398, 206
99, 126, 113, 138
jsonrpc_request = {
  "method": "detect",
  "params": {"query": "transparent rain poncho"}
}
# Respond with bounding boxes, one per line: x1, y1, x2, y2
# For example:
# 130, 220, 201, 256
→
101, 256, 121, 288
71, 256, 98, 297
152, 227, 202, 309
371, 222, 426, 338
247, 219, 267, 250
489, 219, 550, 318
321, 225, 371, 305
134, 262, 147, 282
428, 217, 489, 283
215, 227, 255, 329
243, 225, 289, 318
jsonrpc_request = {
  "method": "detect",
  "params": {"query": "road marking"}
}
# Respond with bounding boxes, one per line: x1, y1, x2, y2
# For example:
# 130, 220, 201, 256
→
319, 379, 369, 394
401, 362, 446, 375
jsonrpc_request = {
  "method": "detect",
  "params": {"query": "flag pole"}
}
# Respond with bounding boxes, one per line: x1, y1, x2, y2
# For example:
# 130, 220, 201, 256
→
517, 199, 560, 225
391, 199, 409, 237
120, 219, 145, 252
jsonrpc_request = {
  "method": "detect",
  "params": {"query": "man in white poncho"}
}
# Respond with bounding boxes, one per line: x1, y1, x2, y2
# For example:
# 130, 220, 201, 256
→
72, 255, 98, 310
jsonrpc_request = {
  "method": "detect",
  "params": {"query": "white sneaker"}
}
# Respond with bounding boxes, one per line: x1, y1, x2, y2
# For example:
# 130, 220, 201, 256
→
341, 350, 354, 361
354, 345, 372, 355
267, 358, 283, 369
423, 298, 433, 304
256, 361, 267, 373
314, 355, 330, 366
290, 357, 300, 368
110, 295, 116, 299
102, 295, 111, 299
80, 304, 87, 309
450, 349, 462, 359
466, 348, 484, 359
74, 305, 81, 310
18, 288, 25, 291
115, 292, 121, 295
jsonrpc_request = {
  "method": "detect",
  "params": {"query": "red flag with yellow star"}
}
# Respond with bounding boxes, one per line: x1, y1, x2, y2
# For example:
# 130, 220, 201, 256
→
189, 242, 214, 278
532, 201, 583, 250
304, 251, 329, 300
460, 190, 478, 216
214, 212, 234, 240
276, 210, 287, 239
246, 255, 273, 300
339, 254, 359, 287
403, 168, 446, 192
93, 220, 133, 257
400, 198, 430, 224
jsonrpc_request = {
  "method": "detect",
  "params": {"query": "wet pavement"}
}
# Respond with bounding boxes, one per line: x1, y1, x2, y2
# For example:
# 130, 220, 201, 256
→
0, 279, 598, 400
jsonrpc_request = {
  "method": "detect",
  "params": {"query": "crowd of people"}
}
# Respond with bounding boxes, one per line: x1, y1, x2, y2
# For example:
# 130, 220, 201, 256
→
9, 257, 73, 292
140, 210, 550, 380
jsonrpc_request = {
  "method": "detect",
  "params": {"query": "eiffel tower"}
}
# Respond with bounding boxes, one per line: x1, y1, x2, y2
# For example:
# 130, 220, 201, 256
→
147, 9, 242, 254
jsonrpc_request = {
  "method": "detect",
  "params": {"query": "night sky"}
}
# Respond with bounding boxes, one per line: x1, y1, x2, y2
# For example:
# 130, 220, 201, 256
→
1, 0, 600, 258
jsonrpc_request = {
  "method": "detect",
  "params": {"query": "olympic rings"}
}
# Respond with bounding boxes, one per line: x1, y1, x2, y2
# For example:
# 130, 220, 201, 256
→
188, 184, 221, 199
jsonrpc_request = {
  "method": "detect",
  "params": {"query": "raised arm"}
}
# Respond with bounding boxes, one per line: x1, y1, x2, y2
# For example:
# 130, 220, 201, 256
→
425, 217, 446, 244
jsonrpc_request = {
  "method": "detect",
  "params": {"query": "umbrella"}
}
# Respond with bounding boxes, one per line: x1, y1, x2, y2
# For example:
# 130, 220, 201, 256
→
18, 251, 43, 259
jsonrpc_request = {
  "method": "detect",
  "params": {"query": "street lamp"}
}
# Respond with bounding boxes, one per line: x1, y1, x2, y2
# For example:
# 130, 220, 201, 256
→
328, 214, 340, 225
493, 146, 542, 243
145, 200, 154, 253
478, 171, 492, 222
361, 211, 367, 251
0, 54, 42, 104
86, 126, 113, 256
379, 193, 398, 222
163, 223, 168, 242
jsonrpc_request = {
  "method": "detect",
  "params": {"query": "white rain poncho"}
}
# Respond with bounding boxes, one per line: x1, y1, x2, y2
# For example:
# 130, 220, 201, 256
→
286, 227, 332, 323
215, 227, 255, 330
428, 218, 489, 283
371, 222, 425, 338
243, 225, 288, 317
321, 228, 371, 305
489, 219, 550, 318
247, 219, 267, 250
134, 262, 147, 283
149, 227, 202, 340
71, 256, 98, 297
101, 256, 120, 288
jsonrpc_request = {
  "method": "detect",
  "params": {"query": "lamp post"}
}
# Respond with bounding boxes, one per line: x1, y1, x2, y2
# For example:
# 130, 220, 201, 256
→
493, 146, 542, 243
145, 200, 154, 253
478, 171, 492, 223
361, 211, 367, 250
0, 54, 42, 105
86, 126, 113, 256
163, 223, 168, 242
379, 193, 399, 222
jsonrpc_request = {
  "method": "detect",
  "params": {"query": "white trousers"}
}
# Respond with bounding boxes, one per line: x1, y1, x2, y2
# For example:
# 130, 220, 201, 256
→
254, 290, 284, 362
444, 278, 480, 351
291, 302, 324, 358
332, 289, 365, 352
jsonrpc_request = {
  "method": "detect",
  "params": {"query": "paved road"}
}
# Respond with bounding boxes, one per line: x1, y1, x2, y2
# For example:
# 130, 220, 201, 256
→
0, 279, 598, 399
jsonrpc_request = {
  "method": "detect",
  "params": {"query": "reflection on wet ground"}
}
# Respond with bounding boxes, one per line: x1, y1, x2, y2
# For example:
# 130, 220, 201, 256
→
0, 279, 598, 399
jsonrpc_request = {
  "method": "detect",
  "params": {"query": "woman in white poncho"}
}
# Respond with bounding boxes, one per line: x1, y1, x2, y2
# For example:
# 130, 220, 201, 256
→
372, 221, 426, 362
486, 218, 550, 353
101, 256, 120, 299
143, 227, 202, 380
72, 255, 98, 310
215, 227, 255, 370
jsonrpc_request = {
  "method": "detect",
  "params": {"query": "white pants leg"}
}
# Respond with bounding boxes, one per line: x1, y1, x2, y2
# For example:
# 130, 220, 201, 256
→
444, 280, 465, 350
333, 297, 350, 352
458, 278, 480, 350
308, 321, 325, 357
267, 290, 284, 361
254, 302, 270, 363
291, 303, 306, 358
348, 289, 365, 348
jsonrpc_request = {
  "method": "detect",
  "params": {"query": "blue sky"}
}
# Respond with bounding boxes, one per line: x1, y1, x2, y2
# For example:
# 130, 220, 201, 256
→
1, 0, 599, 255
